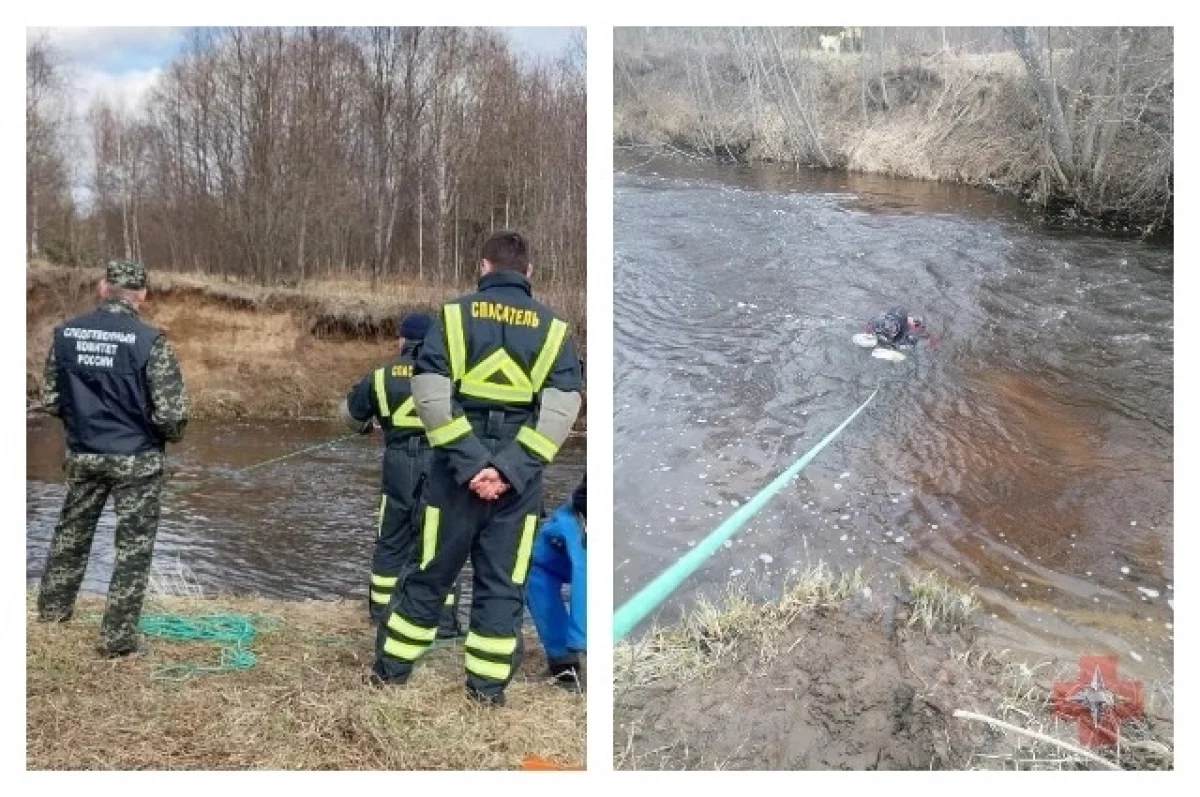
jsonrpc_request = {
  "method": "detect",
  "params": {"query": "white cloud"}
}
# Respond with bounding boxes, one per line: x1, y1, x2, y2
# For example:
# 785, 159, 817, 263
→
27, 27, 186, 72
75, 67, 164, 111
499, 27, 582, 63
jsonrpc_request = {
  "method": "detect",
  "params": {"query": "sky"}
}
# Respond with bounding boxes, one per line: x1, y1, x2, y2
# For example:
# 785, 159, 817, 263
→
26, 26, 583, 206
28, 26, 582, 113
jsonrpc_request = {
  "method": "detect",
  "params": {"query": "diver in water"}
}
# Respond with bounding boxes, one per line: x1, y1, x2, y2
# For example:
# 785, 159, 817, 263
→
867, 306, 928, 349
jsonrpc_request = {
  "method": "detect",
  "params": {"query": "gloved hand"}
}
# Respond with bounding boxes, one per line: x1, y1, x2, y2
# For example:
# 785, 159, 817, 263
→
339, 399, 373, 435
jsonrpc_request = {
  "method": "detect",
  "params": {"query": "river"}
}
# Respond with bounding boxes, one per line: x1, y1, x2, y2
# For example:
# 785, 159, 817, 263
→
614, 151, 1172, 677
27, 418, 585, 605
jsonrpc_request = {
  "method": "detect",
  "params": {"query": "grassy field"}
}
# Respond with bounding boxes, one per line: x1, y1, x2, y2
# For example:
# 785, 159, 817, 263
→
615, 565, 1173, 771
26, 261, 587, 423
26, 592, 585, 770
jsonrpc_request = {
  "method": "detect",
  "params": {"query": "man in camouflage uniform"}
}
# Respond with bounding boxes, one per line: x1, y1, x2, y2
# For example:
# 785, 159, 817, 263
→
36, 260, 190, 658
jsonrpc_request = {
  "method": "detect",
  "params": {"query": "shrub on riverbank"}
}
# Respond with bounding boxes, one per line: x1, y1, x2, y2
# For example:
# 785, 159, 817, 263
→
615, 28, 1172, 236
27, 593, 585, 770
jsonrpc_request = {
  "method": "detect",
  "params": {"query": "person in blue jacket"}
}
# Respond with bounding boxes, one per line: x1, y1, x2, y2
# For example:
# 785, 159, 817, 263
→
527, 473, 586, 690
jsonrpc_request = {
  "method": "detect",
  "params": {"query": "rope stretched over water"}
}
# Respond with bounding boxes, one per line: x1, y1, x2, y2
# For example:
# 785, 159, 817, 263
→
138, 613, 278, 680
612, 385, 881, 642
167, 433, 358, 496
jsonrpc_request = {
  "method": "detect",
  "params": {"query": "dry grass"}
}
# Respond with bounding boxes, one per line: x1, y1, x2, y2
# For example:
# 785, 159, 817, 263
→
616, 41, 1043, 196
903, 569, 980, 634
614, 562, 866, 688
26, 590, 585, 770
26, 261, 587, 424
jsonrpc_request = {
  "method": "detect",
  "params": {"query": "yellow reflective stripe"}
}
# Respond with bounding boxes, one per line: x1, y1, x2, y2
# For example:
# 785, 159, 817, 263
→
529, 318, 568, 391
465, 653, 511, 682
386, 613, 437, 642
512, 514, 538, 585
371, 573, 398, 588
370, 590, 391, 605
420, 507, 440, 569
373, 368, 390, 417
376, 494, 386, 538
464, 349, 533, 391
516, 426, 559, 463
426, 416, 471, 447
391, 396, 423, 429
460, 380, 534, 404
383, 637, 428, 662
444, 304, 466, 382
465, 632, 517, 656
459, 348, 535, 404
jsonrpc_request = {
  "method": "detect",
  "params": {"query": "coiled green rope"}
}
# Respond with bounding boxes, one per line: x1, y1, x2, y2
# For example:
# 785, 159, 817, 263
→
138, 613, 278, 681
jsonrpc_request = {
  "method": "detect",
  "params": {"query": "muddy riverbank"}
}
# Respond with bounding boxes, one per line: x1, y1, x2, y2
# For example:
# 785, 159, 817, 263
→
615, 568, 1173, 771
26, 262, 587, 425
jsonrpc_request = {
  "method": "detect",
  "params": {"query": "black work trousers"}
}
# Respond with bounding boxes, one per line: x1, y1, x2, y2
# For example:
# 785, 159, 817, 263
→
367, 443, 461, 634
373, 445, 542, 698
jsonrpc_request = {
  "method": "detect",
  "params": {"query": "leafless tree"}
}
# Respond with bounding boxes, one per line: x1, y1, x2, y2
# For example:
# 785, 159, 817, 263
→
27, 35, 72, 261
1006, 26, 1172, 226
615, 26, 1172, 233
30, 27, 587, 288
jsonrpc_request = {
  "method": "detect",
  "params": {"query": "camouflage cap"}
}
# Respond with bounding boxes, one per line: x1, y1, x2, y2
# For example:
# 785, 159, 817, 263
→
105, 260, 147, 290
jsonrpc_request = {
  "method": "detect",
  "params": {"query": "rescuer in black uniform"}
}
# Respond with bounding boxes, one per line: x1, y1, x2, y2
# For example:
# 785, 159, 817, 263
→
343, 313, 461, 636
371, 231, 584, 705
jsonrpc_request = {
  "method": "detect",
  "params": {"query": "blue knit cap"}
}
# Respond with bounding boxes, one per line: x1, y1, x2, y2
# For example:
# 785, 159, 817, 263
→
399, 312, 432, 341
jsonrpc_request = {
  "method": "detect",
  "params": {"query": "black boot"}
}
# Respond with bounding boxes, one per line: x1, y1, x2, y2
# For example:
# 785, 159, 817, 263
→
546, 656, 582, 690
367, 661, 411, 688
466, 685, 506, 707
96, 644, 138, 659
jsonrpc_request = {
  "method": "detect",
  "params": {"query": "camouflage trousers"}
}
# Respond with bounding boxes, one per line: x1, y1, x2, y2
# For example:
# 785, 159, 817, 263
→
36, 452, 165, 655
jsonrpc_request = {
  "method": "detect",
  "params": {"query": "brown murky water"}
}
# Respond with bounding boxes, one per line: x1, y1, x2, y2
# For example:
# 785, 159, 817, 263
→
614, 152, 1172, 675
27, 418, 585, 602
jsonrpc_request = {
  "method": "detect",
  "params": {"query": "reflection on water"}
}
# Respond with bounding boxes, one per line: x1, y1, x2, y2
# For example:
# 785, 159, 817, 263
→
27, 418, 585, 602
614, 152, 1172, 675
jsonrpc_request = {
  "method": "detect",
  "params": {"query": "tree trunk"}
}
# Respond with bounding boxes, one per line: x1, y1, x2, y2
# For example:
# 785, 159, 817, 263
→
768, 28, 832, 167
132, 194, 142, 262
29, 182, 40, 259
1007, 26, 1075, 188
121, 195, 132, 260
878, 28, 890, 110
418, 170, 424, 281
297, 190, 310, 281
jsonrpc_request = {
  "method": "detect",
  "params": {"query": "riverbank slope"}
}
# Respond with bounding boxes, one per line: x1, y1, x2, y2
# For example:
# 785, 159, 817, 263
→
615, 33, 1172, 236
614, 567, 1173, 771
27, 593, 584, 770
26, 262, 587, 424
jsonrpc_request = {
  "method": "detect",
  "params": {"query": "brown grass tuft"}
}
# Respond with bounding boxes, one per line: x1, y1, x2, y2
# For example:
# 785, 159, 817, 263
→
26, 593, 585, 770
615, 562, 866, 688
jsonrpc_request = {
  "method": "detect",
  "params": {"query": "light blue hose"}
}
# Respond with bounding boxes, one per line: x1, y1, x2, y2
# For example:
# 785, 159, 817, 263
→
613, 387, 880, 642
